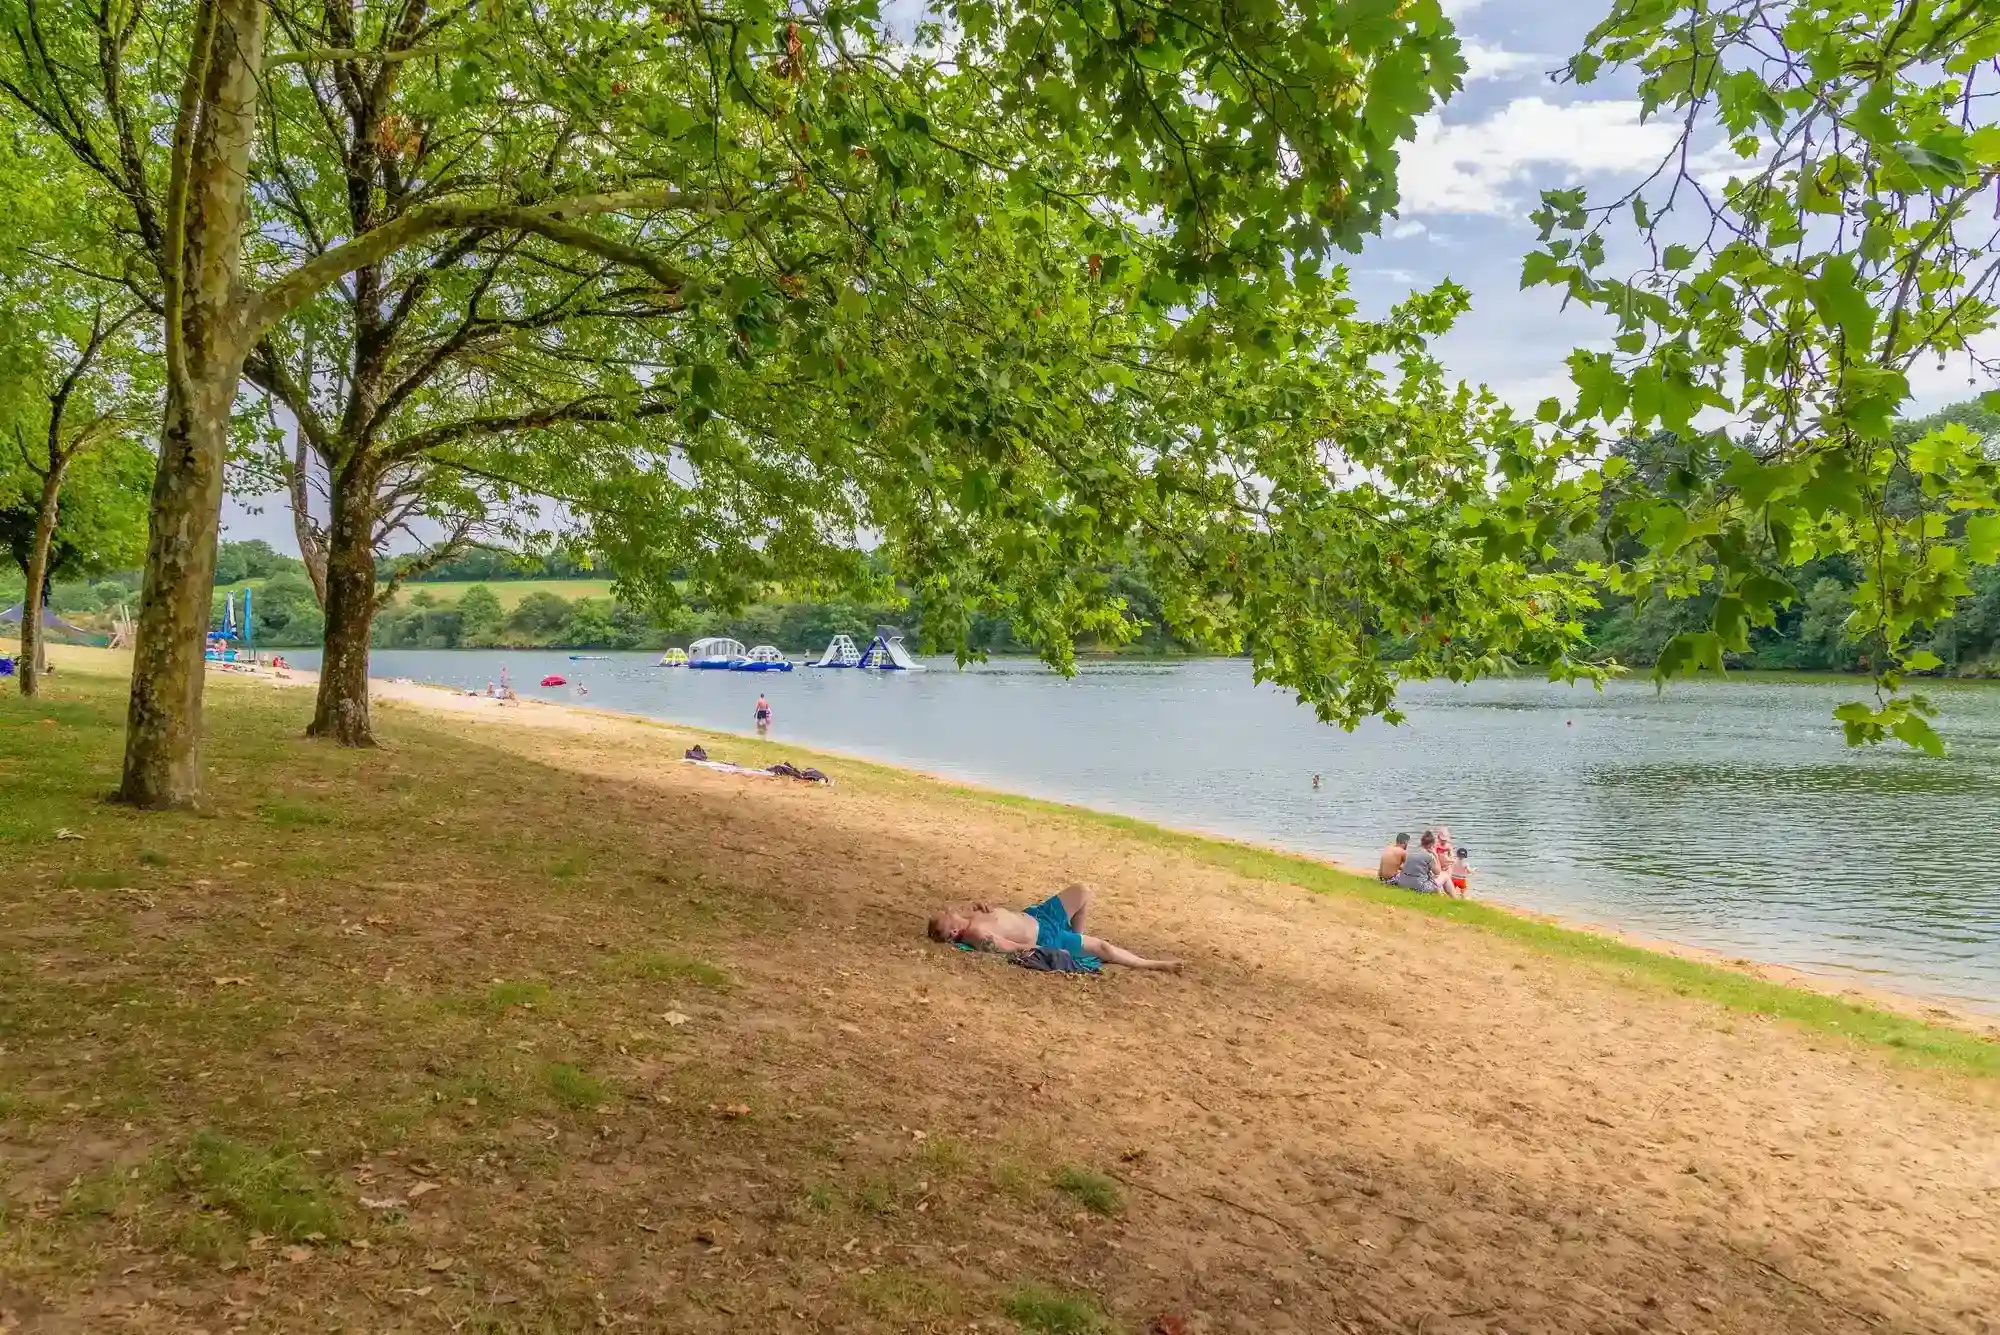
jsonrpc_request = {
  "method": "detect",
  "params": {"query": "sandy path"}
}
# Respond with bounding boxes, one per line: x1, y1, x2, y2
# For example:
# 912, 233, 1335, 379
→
354, 684, 2000, 1335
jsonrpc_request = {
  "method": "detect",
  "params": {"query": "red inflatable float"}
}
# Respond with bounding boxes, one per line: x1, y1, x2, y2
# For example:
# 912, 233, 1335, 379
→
540, 674, 566, 687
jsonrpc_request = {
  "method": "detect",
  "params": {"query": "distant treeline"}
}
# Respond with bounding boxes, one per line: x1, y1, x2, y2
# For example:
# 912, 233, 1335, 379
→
369, 581, 1198, 654
1576, 401, 2000, 677
378, 548, 599, 583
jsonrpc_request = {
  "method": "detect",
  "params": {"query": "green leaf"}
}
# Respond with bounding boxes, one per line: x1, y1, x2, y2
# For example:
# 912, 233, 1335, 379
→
1965, 513, 2000, 564
1891, 712, 1945, 756
1803, 254, 1875, 349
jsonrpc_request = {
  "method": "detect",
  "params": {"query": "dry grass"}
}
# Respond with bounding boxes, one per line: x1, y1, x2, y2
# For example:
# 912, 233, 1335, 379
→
6, 652, 2000, 1335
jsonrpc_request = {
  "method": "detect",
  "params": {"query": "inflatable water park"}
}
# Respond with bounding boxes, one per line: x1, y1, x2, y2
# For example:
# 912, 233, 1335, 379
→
665, 637, 796, 672
809, 628, 923, 671
653, 628, 922, 672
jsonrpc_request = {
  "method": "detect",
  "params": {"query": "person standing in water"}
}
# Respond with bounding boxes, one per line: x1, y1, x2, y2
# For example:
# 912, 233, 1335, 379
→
754, 693, 772, 734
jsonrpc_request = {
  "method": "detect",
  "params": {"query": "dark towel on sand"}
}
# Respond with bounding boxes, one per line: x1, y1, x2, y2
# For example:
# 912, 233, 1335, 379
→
1010, 946, 1099, 975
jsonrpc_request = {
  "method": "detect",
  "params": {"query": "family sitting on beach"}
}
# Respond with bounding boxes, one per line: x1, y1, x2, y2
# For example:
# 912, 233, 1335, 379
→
1377, 828, 1473, 898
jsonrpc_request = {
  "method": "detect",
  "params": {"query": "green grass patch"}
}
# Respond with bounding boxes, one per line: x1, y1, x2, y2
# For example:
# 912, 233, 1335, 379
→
256, 801, 334, 828
992, 1157, 1039, 1202
59, 868, 138, 891
1052, 1165, 1121, 1216
470, 980, 551, 1014
176, 1131, 345, 1242
612, 951, 733, 991
919, 1134, 972, 1177
58, 1162, 164, 1221
543, 1061, 610, 1110
1003, 1282, 1110, 1335
845, 1267, 961, 1322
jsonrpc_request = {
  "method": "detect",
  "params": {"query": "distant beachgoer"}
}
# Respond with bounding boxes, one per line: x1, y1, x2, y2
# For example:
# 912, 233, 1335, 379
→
1451, 846, 1474, 896
1377, 833, 1410, 883
1389, 830, 1445, 894
754, 694, 772, 735
927, 883, 1181, 972
499, 666, 512, 693
1312, 774, 1321, 790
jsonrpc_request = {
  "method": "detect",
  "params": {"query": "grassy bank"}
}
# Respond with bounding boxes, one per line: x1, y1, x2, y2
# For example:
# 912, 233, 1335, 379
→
6, 651, 1998, 1335
381, 578, 616, 608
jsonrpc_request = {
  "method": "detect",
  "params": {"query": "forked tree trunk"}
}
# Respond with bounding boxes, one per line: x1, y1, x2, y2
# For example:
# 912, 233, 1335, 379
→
17, 468, 64, 697
307, 460, 381, 746
116, 0, 266, 808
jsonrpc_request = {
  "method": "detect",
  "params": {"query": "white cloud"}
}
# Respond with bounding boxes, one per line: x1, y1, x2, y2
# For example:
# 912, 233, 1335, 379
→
1399, 97, 1682, 217
1389, 220, 1430, 239
1460, 40, 1543, 83
1440, 0, 1487, 15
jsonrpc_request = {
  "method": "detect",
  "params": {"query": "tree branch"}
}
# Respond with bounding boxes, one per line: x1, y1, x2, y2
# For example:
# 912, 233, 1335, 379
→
242, 190, 704, 344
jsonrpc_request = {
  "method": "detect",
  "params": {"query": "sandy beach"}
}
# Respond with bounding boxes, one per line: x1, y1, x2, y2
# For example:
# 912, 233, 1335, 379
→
254, 654, 2000, 1035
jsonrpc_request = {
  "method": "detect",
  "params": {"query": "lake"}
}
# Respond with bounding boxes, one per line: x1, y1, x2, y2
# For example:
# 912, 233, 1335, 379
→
285, 648, 2000, 1015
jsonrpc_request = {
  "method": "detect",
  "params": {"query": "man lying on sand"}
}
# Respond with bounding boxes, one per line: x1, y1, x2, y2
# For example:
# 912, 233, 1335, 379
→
927, 883, 1182, 971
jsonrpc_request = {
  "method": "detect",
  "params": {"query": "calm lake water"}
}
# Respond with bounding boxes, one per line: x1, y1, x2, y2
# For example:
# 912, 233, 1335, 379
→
287, 648, 2000, 1014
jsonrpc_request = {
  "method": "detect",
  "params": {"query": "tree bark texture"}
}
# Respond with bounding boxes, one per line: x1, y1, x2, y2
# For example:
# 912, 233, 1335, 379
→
308, 459, 381, 746
17, 468, 66, 697
117, 0, 266, 808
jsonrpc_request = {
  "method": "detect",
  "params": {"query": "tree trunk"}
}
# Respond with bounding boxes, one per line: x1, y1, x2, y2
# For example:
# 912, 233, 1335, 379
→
117, 0, 266, 808
119, 381, 236, 805
290, 432, 329, 605
17, 467, 65, 697
307, 459, 381, 746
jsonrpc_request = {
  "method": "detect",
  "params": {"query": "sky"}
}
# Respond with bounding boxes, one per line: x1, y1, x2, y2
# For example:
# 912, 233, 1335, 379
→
218, 0, 1988, 554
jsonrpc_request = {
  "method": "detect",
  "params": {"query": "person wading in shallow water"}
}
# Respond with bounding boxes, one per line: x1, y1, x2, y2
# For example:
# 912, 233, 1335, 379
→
754, 694, 772, 735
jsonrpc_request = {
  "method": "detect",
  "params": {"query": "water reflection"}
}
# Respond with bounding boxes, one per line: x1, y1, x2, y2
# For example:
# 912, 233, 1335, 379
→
291, 649, 2000, 1013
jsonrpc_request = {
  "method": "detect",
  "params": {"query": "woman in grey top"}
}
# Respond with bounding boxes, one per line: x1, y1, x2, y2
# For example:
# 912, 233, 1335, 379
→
1390, 830, 1444, 894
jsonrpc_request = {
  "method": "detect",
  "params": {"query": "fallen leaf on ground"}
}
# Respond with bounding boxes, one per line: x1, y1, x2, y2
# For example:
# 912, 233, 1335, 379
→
716, 1103, 751, 1119
406, 1181, 439, 1200
1149, 1312, 1194, 1335
282, 1246, 312, 1264
360, 1196, 406, 1210
661, 1011, 692, 1027
426, 1256, 454, 1273
212, 977, 251, 987
54, 828, 83, 841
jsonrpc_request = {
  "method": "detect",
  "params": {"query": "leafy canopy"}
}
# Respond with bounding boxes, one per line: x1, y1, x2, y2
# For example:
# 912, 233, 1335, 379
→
1521, 0, 2000, 750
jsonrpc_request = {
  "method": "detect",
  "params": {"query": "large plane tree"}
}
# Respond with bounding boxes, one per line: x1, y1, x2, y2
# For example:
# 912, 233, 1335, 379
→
2, 0, 1596, 806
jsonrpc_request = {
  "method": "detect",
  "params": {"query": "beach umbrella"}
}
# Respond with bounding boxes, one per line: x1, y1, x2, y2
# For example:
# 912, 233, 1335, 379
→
244, 587, 254, 655
223, 592, 238, 639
